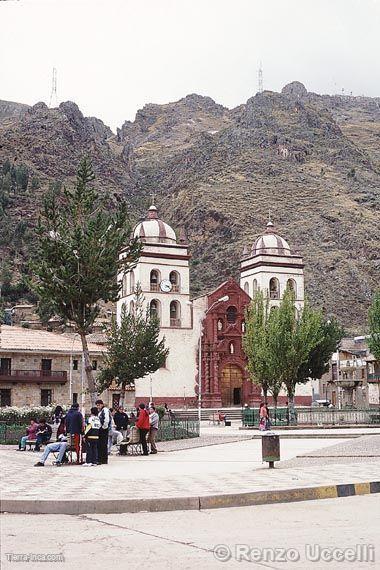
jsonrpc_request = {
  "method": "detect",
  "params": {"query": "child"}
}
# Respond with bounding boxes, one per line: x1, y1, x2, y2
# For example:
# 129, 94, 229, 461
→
83, 407, 101, 466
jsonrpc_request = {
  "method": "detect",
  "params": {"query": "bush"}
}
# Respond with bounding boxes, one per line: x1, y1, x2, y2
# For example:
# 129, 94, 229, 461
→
0, 405, 66, 424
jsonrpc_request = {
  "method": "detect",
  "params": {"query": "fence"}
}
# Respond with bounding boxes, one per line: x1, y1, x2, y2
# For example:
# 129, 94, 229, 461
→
0, 418, 200, 445
242, 407, 380, 427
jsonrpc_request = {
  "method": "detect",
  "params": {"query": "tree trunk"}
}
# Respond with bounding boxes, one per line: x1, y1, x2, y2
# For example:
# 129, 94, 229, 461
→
119, 382, 126, 408
287, 392, 297, 425
262, 383, 268, 405
80, 332, 98, 406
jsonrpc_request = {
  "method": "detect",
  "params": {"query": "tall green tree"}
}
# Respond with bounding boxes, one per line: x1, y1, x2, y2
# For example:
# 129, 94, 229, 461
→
297, 317, 344, 384
243, 290, 282, 405
368, 290, 380, 360
97, 287, 169, 406
269, 288, 324, 423
31, 158, 141, 404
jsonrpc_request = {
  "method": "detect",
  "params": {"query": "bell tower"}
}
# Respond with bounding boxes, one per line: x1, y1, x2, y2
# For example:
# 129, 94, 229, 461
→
240, 221, 304, 313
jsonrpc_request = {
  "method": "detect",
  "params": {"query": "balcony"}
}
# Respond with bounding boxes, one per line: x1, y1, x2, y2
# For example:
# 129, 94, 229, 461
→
170, 318, 181, 328
0, 370, 67, 384
150, 283, 159, 292
171, 284, 180, 292
368, 373, 380, 382
269, 291, 280, 299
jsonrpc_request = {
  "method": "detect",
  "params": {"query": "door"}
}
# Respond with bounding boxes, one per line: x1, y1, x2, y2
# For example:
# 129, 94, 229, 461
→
221, 364, 243, 407
41, 359, 52, 377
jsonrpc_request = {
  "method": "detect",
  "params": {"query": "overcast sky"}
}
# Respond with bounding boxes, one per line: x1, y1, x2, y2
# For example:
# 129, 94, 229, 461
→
1, 0, 379, 131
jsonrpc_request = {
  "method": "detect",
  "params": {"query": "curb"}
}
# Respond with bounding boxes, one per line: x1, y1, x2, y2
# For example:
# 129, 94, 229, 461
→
2, 481, 379, 515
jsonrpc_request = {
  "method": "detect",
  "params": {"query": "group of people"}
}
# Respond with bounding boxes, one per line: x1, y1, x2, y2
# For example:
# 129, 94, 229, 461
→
17, 400, 160, 466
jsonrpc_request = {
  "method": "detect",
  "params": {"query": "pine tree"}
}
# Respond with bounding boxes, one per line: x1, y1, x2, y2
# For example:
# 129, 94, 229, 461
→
97, 286, 169, 406
31, 157, 141, 404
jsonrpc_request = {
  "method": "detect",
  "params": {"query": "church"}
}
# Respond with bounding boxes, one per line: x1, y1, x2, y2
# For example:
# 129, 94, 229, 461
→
116, 205, 313, 408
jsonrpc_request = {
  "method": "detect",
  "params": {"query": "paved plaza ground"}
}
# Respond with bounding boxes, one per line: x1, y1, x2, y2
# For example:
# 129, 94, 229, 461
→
1, 426, 379, 509
1, 495, 379, 569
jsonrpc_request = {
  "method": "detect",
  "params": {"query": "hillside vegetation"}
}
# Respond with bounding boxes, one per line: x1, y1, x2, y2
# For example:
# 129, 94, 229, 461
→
0, 82, 379, 332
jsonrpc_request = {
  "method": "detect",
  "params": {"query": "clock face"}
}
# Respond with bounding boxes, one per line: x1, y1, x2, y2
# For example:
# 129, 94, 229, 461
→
160, 279, 173, 293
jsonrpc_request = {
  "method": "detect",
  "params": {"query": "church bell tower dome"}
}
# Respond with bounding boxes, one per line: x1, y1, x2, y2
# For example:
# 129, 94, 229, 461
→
252, 221, 291, 256
133, 205, 177, 244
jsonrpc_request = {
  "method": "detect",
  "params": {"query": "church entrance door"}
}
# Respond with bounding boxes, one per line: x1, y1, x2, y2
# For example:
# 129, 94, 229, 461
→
221, 364, 243, 407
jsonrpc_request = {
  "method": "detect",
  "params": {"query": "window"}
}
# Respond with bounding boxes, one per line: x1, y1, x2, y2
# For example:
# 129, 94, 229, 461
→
169, 271, 180, 292
92, 360, 98, 371
122, 274, 128, 297
244, 282, 249, 295
41, 359, 52, 376
287, 279, 297, 297
226, 306, 237, 324
150, 299, 160, 323
0, 358, 11, 375
269, 277, 280, 299
73, 359, 79, 371
150, 269, 160, 292
252, 279, 258, 294
170, 301, 181, 327
0, 389, 11, 407
72, 393, 78, 404
41, 389, 52, 406
130, 270, 135, 293
130, 300, 135, 315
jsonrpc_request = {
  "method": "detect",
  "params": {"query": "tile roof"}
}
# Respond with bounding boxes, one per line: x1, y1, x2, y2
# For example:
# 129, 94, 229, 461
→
0, 325, 104, 355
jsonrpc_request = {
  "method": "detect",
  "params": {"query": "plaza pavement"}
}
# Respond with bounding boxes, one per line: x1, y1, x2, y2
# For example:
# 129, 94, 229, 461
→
1, 427, 379, 514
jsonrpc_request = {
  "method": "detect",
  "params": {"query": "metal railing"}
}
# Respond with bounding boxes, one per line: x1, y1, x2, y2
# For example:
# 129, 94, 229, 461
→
242, 407, 380, 427
156, 419, 199, 441
0, 370, 67, 383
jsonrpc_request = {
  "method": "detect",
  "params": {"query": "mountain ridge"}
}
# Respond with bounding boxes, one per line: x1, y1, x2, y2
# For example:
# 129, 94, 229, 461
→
0, 81, 379, 332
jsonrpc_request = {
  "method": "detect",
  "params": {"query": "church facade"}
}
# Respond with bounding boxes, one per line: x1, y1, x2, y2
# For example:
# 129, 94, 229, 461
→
116, 205, 313, 408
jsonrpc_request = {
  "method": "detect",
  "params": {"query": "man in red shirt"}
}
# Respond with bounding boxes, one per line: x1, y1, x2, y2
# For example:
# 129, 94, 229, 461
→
135, 403, 150, 456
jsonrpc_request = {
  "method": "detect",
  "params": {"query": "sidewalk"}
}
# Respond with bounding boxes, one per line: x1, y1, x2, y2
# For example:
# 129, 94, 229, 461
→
1, 435, 379, 514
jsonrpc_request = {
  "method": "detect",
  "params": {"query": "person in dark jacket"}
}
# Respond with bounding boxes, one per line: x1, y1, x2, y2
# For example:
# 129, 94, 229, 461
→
34, 419, 52, 451
114, 406, 129, 437
65, 403, 84, 463
96, 399, 111, 464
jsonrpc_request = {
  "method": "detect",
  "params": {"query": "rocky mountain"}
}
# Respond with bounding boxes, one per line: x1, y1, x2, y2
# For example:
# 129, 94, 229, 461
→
0, 82, 379, 332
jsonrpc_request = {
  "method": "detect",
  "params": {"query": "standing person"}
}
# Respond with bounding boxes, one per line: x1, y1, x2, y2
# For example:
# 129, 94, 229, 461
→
148, 405, 159, 454
83, 407, 101, 466
17, 418, 38, 451
107, 409, 123, 454
259, 403, 271, 431
96, 399, 111, 464
65, 402, 84, 463
34, 419, 52, 451
135, 403, 150, 456
114, 406, 129, 438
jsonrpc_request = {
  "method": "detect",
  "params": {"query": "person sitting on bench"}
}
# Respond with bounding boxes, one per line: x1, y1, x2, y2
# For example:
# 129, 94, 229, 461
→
17, 418, 38, 450
34, 434, 68, 467
34, 418, 52, 451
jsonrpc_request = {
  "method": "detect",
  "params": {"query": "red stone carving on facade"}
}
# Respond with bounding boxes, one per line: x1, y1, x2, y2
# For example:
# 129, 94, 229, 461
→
200, 277, 262, 408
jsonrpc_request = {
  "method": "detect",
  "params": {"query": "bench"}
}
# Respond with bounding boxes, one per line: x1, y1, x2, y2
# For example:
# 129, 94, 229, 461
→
118, 427, 143, 456
208, 413, 226, 425
25, 439, 52, 450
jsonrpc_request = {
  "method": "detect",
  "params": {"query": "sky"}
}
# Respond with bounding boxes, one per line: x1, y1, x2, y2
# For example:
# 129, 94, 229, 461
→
0, 0, 379, 131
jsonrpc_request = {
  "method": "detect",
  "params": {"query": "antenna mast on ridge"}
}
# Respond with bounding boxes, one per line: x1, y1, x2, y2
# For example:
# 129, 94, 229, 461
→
49, 68, 58, 108
258, 62, 263, 93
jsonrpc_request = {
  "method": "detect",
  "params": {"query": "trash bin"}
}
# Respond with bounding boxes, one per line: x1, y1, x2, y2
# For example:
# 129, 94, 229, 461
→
261, 433, 280, 468
224, 420, 231, 427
